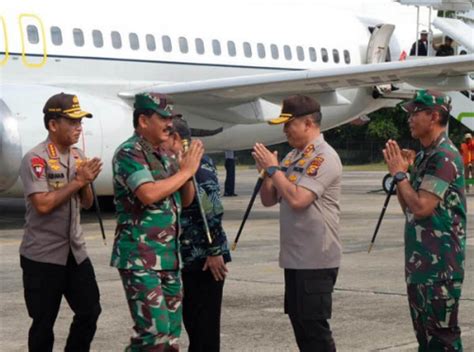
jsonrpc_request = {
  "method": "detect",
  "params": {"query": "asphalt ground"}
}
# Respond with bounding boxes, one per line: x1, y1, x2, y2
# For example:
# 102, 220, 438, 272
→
0, 170, 473, 351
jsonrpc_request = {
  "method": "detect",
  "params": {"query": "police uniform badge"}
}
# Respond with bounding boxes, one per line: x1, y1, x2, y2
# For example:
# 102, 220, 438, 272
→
306, 157, 324, 177
303, 144, 315, 157
47, 159, 61, 171
47, 143, 58, 159
71, 148, 84, 169
75, 158, 84, 169
31, 157, 46, 178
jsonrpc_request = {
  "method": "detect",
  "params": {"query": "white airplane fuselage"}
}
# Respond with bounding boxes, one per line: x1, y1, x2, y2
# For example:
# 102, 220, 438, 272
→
0, 0, 443, 196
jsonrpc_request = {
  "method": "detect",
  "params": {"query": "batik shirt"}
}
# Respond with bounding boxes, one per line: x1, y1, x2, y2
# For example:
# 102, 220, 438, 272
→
180, 155, 231, 271
405, 132, 466, 284
111, 133, 181, 271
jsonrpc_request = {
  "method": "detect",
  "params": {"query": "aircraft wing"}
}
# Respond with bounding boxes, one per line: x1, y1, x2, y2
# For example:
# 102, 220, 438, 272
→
119, 55, 474, 105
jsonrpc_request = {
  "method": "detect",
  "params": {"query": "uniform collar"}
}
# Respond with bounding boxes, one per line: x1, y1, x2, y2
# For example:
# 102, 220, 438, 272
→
44, 138, 71, 167
134, 132, 166, 157
422, 131, 447, 156
295, 134, 324, 159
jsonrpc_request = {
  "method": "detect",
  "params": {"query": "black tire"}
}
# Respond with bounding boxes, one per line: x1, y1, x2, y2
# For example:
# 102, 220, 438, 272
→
382, 173, 396, 195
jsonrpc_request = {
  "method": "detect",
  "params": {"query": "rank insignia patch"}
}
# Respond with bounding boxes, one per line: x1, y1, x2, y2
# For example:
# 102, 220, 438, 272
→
47, 143, 58, 159
31, 157, 46, 178
306, 157, 325, 177
75, 159, 84, 169
49, 181, 65, 190
48, 159, 61, 171
303, 144, 315, 157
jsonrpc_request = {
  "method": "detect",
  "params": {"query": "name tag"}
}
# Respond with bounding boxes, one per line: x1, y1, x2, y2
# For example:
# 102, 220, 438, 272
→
47, 173, 65, 179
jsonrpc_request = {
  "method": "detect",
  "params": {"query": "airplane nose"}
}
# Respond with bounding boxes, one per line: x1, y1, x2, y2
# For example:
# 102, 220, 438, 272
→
0, 99, 22, 192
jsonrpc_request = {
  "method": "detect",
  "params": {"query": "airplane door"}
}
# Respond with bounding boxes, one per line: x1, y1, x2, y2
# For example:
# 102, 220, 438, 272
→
366, 24, 395, 64
19, 14, 47, 68
0, 16, 8, 66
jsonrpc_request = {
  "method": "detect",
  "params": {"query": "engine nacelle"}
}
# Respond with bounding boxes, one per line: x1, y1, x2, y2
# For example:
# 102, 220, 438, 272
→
0, 99, 22, 193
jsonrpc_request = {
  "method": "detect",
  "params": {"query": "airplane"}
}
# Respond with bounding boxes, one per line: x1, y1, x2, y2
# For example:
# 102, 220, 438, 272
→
1, 0, 473, 197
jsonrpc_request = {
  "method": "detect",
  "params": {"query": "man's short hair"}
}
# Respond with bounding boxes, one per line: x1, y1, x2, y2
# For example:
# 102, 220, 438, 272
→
133, 109, 156, 129
44, 114, 59, 130
308, 111, 322, 125
436, 109, 450, 126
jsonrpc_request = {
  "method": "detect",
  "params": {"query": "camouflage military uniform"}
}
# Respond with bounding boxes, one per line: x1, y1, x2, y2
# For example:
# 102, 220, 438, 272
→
405, 131, 466, 351
111, 132, 182, 351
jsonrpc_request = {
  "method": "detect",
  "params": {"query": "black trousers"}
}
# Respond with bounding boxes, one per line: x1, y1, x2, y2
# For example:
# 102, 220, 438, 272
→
224, 158, 236, 195
284, 268, 338, 352
20, 254, 101, 352
182, 269, 224, 352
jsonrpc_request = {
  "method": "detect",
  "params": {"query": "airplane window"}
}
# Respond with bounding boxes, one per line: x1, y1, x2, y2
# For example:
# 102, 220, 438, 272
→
179, 37, 189, 54
321, 48, 328, 62
309, 47, 317, 62
271, 44, 279, 59
50, 26, 62, 46
243, 42, 252, 58
162, 35, 172, 52
297, 46, 305, 61
146, 34, 156, 51
195, 38, 205, 54
27, 25, 39, 44
73, 28, 84, 47
111, 31, 122, 49
227, 41, 236, 57
92, 30, 103, 48
257, 43, 265, 59
344, 49, 351, 64
212, 40, 221, 56
284, 45, 292, 60
333, 49, 340, 63
129, 33, 139, 50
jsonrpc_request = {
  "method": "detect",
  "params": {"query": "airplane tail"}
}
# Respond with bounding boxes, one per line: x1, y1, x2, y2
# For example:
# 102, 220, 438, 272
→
450, 91, 474, 131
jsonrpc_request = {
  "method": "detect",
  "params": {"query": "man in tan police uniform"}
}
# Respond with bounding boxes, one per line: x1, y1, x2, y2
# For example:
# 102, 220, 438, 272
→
253, 95, 342, 352
19, 93, 102, 352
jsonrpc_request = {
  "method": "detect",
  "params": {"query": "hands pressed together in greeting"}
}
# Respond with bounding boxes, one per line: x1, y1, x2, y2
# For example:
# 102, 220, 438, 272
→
75, 157, 103, 187
180, 139, 204, 178
383, 139, 414, 176
252, 143, 279, 172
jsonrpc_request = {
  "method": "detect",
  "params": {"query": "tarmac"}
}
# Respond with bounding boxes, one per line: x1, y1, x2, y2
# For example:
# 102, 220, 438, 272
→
0, 169, 473, 352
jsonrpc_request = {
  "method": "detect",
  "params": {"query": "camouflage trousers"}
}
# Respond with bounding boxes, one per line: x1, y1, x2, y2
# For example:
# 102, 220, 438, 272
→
119, 269, 182, 352
407, 280, 463, 352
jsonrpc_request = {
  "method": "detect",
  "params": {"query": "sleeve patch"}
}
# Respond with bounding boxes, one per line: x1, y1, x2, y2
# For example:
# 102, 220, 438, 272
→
31, 157, 46, 178
306, 157, 325, 176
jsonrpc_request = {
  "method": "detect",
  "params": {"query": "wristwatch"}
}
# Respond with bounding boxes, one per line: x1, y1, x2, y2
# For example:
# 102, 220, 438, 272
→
393, 171, 408, 183
266, 166, 281, 177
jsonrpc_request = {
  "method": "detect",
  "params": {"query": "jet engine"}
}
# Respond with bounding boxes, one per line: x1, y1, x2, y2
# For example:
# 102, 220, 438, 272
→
0, 99, 22, 193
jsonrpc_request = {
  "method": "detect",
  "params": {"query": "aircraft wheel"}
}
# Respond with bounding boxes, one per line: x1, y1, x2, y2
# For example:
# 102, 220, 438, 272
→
382, 173, 396, 195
